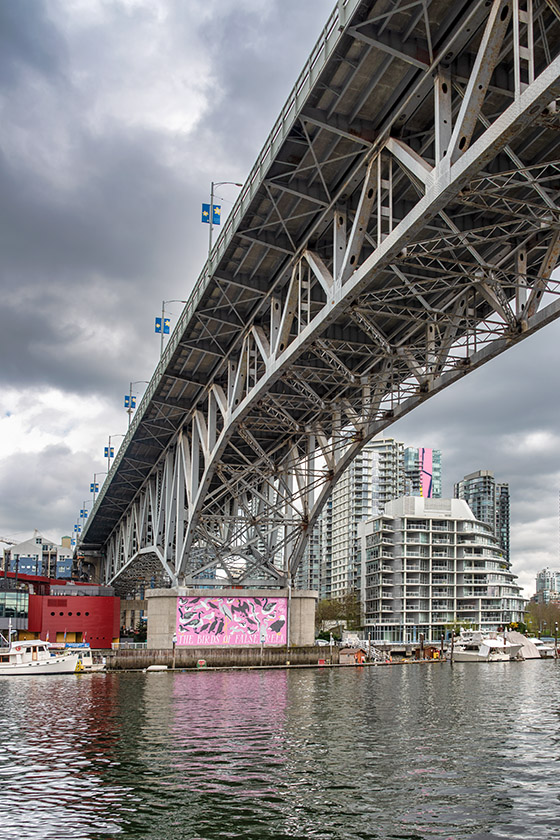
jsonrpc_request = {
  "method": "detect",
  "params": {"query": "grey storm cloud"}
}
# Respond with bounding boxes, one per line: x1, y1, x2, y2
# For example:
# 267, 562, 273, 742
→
0, 1, 66, 85
0, 0, 334, 398
0, 0, 337, 543
0, 443, 93, 535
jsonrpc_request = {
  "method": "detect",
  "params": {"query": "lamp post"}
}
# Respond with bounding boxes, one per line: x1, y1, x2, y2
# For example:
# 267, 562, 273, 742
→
104, 434, 125, 475
79, 503, 89, 531
555, 622, 558, 659
207, 181, 243, 262
72, 521, 82, 551
90, 472, 108, 503
155, 300, 187, 356
124, 380, 149, 427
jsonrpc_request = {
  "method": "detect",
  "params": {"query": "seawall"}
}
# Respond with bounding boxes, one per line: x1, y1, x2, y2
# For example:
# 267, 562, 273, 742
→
108, 645, 338, 670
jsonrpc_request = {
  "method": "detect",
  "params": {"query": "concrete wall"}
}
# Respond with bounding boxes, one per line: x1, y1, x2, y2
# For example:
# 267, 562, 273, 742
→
146, 588, 317, 649
109, 643, 336, 670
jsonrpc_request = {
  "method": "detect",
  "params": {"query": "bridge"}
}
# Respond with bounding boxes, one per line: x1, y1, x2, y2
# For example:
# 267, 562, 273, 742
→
80, 0, 560, 595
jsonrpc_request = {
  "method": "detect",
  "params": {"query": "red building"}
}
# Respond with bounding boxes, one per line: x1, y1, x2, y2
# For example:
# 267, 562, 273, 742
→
1, 572, 119, 649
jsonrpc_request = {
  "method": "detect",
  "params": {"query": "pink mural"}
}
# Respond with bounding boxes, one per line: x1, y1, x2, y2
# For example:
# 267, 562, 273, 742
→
419, 447, 433, 498
176, 596, 287, 646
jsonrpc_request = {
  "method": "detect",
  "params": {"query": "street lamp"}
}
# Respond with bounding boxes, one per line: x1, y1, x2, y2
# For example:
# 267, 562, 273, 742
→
79, 504, 89, 530
204, 181, 243, 261
72, 521, 82, 550
124, 380, 149, 427
90, 472, 108, 502
155, 300, 187, 356
104, 434, 125, 475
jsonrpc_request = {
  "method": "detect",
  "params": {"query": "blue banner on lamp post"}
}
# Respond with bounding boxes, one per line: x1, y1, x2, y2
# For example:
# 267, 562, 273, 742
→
202, 204, 221, 225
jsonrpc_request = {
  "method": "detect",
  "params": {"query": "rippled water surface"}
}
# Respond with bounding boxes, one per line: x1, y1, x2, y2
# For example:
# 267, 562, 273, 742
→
0, 661, 559, 839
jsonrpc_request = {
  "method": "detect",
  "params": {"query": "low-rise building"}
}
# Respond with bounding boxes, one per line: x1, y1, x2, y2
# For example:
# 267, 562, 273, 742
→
359, 496, 524, 643
0, 572, 119, 648
3, 531, 73, 579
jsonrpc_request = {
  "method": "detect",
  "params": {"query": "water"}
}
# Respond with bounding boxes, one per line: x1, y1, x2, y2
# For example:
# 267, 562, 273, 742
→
0, 661, 558, 840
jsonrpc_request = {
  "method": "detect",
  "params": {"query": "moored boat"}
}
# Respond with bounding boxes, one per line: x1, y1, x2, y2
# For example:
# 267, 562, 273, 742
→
452, 630, 522, 662
61, 643, 106, 672
527, 638, 556, 659
0, 639, 80, 675
452, 630, 489, 662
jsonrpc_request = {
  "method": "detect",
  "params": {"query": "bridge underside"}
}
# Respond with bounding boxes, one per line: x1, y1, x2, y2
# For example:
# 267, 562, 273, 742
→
80, 0, 560, 595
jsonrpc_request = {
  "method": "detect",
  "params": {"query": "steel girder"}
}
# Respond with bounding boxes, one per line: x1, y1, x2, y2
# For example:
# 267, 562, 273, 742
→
80, 0, 560, 593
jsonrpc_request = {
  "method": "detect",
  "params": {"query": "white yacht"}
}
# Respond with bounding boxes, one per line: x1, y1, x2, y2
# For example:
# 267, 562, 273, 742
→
0, 639, 80, 675
63, 643, 106, 672
452, 630, 522, 663
527, 638, 556, 659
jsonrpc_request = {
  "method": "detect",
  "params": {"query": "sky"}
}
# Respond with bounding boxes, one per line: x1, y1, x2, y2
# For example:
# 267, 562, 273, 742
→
0, 0, 558, 598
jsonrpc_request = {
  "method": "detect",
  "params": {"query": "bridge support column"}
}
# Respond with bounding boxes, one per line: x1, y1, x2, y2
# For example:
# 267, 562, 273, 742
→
146, 588, 318, 650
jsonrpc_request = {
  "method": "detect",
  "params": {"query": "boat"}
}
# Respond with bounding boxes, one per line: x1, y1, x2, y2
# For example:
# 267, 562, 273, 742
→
49, 642, 106, 672
527, 638, 556, 659
452, 630, 489, 662
482, 635, 523, 661
452, 630, 522, 662
0, 639, 80, 675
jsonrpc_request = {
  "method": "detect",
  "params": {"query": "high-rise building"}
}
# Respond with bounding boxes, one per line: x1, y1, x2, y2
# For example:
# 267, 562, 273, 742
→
360, 496, 524, 643
328, 438, 405, 600
535, 568, 560, 605
298, 438, 441, 601
320, 497, 333, 599
496, 483, 510, 565
404, 447, 442, 498
294, 521, 322, 592
454, 470, 510, 562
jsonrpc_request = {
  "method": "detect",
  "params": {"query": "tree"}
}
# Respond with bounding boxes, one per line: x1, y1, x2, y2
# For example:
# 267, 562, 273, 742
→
134, 620, 147, 642
315, 589, 362, 633
340, 590, 361, 630
508, 620, 527, 634
525, 601, 560, 636
444, 620, 478, 637
315, 598, 343, 627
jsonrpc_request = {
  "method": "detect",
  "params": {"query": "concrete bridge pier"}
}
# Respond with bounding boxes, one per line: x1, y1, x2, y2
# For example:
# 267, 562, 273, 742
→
146, 588, 317, 649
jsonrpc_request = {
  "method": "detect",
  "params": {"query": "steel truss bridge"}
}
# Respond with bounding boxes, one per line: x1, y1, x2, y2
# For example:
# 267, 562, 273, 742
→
80, 0, 560, 595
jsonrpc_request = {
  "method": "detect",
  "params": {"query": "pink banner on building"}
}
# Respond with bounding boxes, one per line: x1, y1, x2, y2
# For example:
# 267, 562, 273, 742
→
176, 596, 287, 646
420, 447, 433, 498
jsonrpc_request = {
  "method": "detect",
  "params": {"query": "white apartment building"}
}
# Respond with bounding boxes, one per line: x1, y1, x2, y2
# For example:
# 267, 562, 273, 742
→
360, 496, 524, 643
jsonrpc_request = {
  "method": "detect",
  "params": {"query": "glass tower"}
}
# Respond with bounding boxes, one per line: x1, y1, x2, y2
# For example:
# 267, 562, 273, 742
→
454, 470, 510, 563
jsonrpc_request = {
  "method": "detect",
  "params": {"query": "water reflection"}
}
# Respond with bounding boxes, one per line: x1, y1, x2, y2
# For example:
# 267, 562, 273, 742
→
0, 663, 558, 839
0, 673, 138, 839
